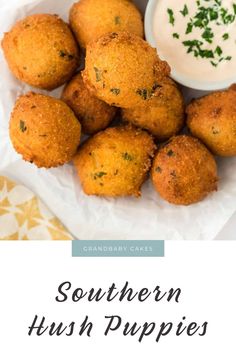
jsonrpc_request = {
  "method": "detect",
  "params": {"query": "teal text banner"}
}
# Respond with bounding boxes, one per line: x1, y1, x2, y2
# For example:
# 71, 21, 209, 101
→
72, 240, 165, 258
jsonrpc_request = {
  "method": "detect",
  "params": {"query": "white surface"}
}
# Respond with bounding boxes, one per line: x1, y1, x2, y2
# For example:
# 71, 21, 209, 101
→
0, 0, 235, 240
0, 242, 236, 352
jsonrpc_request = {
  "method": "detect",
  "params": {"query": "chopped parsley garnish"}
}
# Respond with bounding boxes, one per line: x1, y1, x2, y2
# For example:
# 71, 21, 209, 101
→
59, 50, 74, 60
155, 166, 162, 173
93, 172, 107, 180
167, 150, 174, 157
222, 33, 229, 40
167, 8, 175, 26
114, 16, 121, 25
167, 0, 235, 67
186, 22, 193, 34
110, 88, 120, 95
94, 67, 102, 82
202, 27, 214, 43
136, 87, 155, 100
20, 120, 27, 133
215, 46, 223, 56
173, 33, 180, 39
180, 4, 189, 17
122, 152, 133, 161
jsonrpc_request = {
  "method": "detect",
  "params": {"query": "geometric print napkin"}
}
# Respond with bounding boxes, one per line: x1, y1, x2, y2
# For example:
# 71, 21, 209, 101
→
0, 176, 72, 240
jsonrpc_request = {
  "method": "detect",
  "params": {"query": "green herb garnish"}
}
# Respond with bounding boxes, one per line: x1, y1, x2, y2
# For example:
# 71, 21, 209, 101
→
173, 33, 180, 39
155, 166, 162, 173
136, 88, 152, 100
167, 150, 174, 157
168, 0, 235, 68
94, 67, 102, 82
59, 50, 66, 58
202, 27, 214, 43
94, 172, 107, 180
122, 152, 133, 161
114, 16, 121, 25
180, 4, 189, 17
20, 120, 27, 133
215, 46, 223, 56
59, 51, 74, 60
110, 88, 120, 95
167, 8, 175, 26
222, 33, 229, 40
186, 22, 193, 34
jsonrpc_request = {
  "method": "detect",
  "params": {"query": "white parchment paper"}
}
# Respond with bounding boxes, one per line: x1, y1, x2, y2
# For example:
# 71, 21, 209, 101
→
0, 0, 235, 240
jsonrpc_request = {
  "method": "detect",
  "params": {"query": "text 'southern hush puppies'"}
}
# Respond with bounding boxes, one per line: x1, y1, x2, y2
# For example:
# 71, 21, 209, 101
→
151, 136, 218, 205
69, 0, 144, 48
82, 31, 170, 108
1, 14, 79, 90
74, 126, 157, 197
186, 86, 236, 157
10, 92, 81, 168
122, 78, 185, 141
61, 73, 117, 135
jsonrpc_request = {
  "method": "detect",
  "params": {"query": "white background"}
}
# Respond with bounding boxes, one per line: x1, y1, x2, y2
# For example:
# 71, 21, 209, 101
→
0, 242, 235, 353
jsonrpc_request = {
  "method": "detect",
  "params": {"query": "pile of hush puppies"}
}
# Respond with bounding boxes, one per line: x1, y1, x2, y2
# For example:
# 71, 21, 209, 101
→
1, 0, 236, 206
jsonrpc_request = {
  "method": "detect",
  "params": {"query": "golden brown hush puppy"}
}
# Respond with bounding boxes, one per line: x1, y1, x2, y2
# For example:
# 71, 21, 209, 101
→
74, 126, 156, 197
10, 92, 81, 168
2, 14, 79, 90
186, 87, 236, 157
69, 0, 144, 48
82, 31, 170, 108
61, 73, 117, 135
122, 78, 185, 141
151, 136, 218, 205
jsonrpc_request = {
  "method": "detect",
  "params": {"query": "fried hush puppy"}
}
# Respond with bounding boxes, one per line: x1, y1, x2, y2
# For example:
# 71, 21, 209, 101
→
151, 136, 218, 205
2, 14, 79, 90
62, 73, 117, 135
10, 92, 81, 168
82, 31, 170, 108
187, 87, 236, 157
74, 126, 157, 197
122, 78, 185, 141
69, 0, 144, 48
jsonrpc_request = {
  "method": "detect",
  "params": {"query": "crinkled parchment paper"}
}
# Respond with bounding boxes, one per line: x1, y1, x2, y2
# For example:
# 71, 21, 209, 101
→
0, 0, 235, 240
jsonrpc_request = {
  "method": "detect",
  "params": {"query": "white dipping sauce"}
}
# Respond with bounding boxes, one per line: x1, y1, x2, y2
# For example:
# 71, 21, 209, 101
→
153, 0, 236, 83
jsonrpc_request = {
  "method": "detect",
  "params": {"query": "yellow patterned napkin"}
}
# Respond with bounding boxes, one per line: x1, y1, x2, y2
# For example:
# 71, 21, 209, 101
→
0, 176, 72, 240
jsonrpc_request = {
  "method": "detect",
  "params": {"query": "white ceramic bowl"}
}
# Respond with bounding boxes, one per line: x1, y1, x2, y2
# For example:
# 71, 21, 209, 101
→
144, 0, 236, 91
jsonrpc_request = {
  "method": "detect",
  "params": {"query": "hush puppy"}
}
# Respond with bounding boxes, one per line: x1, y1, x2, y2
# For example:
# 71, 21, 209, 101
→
82, 31, 170, 108
187, 87, 236, 157
74, 126, 156, 197
2, 14, 79, 90
151, 136, 218, 205
61, 73, 117, 135
10, 92, 81, 168
122, 78, 184, 141
69, 0, 144, 48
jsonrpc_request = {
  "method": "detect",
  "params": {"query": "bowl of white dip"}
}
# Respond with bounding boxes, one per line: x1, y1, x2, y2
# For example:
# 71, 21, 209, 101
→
145, 0, 236, 90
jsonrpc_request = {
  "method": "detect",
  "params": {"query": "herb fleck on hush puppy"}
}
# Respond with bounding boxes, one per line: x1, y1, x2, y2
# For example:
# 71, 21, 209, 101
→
82, 31, 170, 108
74, 126, 157, 197
151, 136, 218, 205
10, 92, 81, 168
69, 0, 144, 48
62, 73, 117, 135
2, 14, 79, 90
187, 86, 236, 157
122, 78, 184, 141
